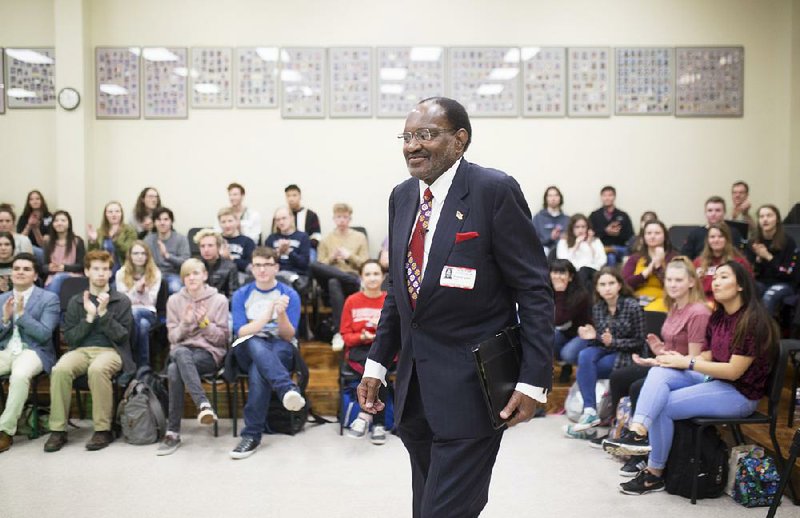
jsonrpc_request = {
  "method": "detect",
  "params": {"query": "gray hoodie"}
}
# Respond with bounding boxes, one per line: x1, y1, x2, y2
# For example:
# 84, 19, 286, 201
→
166, 284, 229, 365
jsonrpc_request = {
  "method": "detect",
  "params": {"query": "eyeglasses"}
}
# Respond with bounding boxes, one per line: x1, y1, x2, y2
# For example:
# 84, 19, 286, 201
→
397, 128, 456, 144
252, 262, 278, 270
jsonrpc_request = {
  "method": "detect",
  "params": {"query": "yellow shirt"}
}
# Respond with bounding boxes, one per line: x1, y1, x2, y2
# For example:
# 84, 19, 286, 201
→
633, 256, 667, 312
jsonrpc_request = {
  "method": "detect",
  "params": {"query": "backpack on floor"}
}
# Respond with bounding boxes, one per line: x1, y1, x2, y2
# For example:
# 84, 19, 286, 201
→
664, 420, 728, 499
134, 366, 169, 418
607, 396, 632, 440
732, 448, 781, 507
265, 346, 314, 435
340, 379, 394, 430
117, 377, 167, 445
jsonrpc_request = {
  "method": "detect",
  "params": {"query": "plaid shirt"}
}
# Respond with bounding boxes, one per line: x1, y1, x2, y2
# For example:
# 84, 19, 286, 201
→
590, 296, 646, 369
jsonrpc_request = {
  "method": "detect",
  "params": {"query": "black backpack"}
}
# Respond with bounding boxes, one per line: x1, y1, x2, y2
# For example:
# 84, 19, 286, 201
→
664, 420, 729, 499
265, 346, 309, 435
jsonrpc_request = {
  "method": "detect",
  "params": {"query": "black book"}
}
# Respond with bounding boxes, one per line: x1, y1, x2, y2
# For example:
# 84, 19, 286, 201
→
471, 325, 522, 430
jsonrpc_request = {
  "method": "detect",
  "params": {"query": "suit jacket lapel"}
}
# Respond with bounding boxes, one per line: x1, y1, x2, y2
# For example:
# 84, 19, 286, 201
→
394, 180, 420, 315
415, 160, 470, 313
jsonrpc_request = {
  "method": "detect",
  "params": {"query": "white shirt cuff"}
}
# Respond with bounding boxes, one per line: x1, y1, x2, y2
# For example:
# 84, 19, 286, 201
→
515, 383, 548, 403
363, 359, 388, 386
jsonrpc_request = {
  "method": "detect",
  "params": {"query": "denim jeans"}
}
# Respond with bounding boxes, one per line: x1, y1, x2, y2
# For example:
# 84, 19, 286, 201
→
632, 367, 758, 470
234, 336, 298, 441
132, 307, 157, 367
44, 272, 73, 295
577, 346, 617, 409
604, 245, 629, 266
554, 329, 591, 365
167, 346, 217, 433
164, 273, 183, 295
759, 282, 794, 315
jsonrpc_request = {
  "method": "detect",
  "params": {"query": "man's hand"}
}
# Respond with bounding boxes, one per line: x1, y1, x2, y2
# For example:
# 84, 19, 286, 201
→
157, 240, 169, 259
14, 295, 24, 317
182, 304, 195, 324
499, 390, 537, 427
2, 296, 14, 323
357, 377, 385, 414
86, 224, 98, 242
83, 291, 97, 318
274, 294, 290, 316
96, 292, 110, 317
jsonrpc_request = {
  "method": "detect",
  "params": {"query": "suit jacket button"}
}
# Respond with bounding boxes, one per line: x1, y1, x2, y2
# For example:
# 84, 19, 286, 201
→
411, 322, 418, 329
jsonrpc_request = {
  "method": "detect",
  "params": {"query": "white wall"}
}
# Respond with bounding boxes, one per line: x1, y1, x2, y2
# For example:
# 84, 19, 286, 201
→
1, 0, 797, 251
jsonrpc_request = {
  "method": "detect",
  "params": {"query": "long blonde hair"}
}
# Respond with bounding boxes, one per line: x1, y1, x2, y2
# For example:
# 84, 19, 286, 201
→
696, 222, 744, 277
663, 256, 706, 312
119, 240, 159, 289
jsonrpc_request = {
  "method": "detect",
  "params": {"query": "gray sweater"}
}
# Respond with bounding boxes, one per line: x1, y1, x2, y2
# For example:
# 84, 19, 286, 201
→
144, 231, 191, 275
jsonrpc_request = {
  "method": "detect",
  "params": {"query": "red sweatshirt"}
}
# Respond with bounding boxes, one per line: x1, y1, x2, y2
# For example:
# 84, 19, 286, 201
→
340, 291, 386, 374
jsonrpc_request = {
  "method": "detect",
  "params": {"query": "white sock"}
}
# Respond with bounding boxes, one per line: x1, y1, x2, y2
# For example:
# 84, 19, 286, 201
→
357, 412, 373, 424
583, 407, 597, 416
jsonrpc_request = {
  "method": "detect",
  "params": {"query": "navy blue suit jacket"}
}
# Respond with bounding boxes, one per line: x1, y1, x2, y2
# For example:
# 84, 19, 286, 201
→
0, 287, 60, 373
368, 159, 553, 439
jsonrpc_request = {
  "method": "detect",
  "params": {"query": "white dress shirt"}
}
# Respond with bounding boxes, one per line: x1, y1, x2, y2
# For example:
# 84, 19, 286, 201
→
364, 158, 547, 404
7, 285, 34, 355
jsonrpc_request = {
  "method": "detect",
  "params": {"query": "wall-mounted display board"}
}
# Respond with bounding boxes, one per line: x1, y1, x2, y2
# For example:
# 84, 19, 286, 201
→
615, 47, 673, 115
236, 47, 279, 108
567, 47, 610, 117
521, 47, 566, 117
95, 47, 141, 119
376, 46, 445, 118
449, 47, 520, 117
675, 46, 743, 117
4, 48, 56, 108
280, 47, 325, 118
0, 49, 5, 114
191, 47, 233, 109
142, 47, 188, 119
329, 47, 372, 118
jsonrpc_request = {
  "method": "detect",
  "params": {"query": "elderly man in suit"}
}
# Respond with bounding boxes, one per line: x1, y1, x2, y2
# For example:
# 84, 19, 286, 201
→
0, 253, 60, 452
359, 97, 553, 517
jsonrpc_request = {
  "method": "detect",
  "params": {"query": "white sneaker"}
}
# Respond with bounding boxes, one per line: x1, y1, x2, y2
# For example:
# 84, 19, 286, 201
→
197, 406, 218, 426
347, 418, 367, 439
331, 333, 344, 352
282, 390, 306, 412
370, 425, 387, 445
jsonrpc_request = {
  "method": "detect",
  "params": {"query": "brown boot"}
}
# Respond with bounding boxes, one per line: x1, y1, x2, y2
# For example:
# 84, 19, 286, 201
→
85, 430, 114, 451
0, 431, 13, 452
44, 431, 68, 452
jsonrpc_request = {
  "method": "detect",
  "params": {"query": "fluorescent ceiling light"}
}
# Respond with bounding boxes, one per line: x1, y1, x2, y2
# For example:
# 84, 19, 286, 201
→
380, 84, 404, 95
503, 48, 520, 63
477, 84, 504, 96
281, 69, 302, 82
7, 88, 37, 98
6, 49, 53, 65
380, 67, 407, 81
143, 47, 178, 62
521, 47, 541, 61
256, 47, 278, 62
488, 68, 519, 81
410, 47, 442, 62
194, 83, 220, 94
99, 84, 129, 96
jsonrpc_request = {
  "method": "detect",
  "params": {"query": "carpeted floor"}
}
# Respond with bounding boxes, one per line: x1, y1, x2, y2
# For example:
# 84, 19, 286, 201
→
0, 415, 786, 517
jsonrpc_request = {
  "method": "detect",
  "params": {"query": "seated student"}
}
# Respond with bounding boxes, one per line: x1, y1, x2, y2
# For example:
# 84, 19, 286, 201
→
228, 247, 306, 459
264, 206, 311, 293
555, 213, 607, 286
309, 203, 369, 335
0, 232, 14, 294
607, 261, 777, 495
218, 207, 255, 274
16, 190, 52, 249
285, 184, 321, 250
626, 211, 658, 254
693, 222, 752, 304
0, 253, 60, 453
226, 182, 262, 244
44, 250, 135, 452
115, 241, 162, 367
144, 207, 190, 295
340, 260, 390, 445
131, 186, 161, 239
589, 186, 635, 266
86, 201, 138, 276
747, 204, 799, 315
0, 204, 33, 255
566, 267, 645, 437
533, 186, 570, 255
607, 257, 710, 475
550, 259, 592, 381
730, 181, 755, 231
681, 196, 743, 259
622, 220, 676, 312
157, 258, 229, 456
194, 228, 239, 298
41, 210, 86, 295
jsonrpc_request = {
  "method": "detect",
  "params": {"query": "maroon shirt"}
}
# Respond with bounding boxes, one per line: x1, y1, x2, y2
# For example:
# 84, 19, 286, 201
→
702, 307, 771, 400
554, 291, 591, 338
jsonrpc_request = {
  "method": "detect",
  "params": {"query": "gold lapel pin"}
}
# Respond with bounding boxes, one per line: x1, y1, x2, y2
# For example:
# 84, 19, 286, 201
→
456, 210, 463, 220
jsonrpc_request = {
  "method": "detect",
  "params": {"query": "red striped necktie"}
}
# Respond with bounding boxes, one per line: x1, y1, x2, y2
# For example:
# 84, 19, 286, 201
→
406, 188, 433, 309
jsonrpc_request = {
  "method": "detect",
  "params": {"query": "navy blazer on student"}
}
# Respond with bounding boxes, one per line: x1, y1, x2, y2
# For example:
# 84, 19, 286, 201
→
0, 287, 61, 373
368, 159, 553, 439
